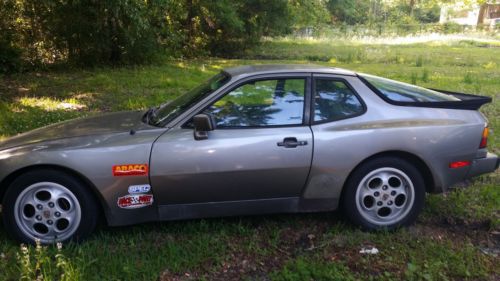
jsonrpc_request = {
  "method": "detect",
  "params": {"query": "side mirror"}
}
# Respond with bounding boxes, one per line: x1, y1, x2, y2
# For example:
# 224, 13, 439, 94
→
193, 114, 215, 140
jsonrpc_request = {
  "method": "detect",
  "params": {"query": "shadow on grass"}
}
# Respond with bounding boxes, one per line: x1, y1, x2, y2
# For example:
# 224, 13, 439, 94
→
0, 61, 228, 115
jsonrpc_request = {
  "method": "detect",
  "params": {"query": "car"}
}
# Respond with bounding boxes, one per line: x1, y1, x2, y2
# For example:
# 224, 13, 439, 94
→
0, 64, 498, 244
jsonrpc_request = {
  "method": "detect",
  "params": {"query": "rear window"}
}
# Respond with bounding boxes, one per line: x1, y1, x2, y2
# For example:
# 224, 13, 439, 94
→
361, 74, 459, 102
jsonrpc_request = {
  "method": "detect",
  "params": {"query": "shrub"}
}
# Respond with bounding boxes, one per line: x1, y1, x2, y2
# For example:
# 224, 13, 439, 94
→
0, 41, 22, 73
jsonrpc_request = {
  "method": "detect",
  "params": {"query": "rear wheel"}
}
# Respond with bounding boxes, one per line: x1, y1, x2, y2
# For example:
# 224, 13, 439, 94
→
342, 157, 425, 230
2, 169, 99, 244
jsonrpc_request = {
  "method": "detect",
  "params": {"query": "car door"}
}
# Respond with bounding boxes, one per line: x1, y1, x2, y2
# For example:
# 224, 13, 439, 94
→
150, 75, 313, 205
304, 74, 367, 199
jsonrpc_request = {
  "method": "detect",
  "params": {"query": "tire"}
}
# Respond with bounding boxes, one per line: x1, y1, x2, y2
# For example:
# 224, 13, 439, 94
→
342, 157, 425, 230
2, 169, 99, 244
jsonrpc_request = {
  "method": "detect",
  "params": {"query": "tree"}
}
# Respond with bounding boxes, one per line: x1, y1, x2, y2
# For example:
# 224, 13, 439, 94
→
0, 0, 22, 72
288, 0, 330, 28
326, 0, 371, 24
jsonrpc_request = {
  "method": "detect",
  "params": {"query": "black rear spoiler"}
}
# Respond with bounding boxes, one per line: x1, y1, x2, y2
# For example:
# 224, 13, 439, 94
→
426, 89, 492, 110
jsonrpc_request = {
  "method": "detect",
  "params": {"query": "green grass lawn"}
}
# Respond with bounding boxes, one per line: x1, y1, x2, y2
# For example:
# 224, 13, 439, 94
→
0, 39, 499, 280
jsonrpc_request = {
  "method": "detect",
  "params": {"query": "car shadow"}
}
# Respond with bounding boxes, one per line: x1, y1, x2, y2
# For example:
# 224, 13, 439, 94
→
0, 210, 347, 246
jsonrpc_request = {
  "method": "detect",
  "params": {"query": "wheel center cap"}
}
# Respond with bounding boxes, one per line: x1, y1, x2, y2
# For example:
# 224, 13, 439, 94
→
382, 193, 390, 201
43, 210, 51, 219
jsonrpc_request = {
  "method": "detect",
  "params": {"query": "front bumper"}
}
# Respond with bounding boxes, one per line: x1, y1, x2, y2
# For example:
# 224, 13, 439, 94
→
466, 152, 499, 178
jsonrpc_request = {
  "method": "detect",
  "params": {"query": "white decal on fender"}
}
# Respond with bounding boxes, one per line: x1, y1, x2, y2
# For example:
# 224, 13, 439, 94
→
128, 184, 151, 194
117, 194, 154, 209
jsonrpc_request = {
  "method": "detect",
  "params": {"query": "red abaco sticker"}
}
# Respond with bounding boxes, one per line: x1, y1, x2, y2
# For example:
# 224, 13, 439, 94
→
117, 194, 154, 209
112, 164, 148, 176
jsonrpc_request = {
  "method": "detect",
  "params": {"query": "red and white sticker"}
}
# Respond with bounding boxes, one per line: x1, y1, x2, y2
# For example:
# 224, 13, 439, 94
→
112, 164, 148, 177
117, 194, 154, 209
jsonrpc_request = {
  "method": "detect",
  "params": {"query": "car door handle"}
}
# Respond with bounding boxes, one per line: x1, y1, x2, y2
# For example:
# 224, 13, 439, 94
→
277, 137, 308, 148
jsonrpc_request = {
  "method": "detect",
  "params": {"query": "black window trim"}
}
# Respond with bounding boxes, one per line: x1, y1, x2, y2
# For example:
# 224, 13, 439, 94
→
310, 75, 367, 125
181, 74, 312, 130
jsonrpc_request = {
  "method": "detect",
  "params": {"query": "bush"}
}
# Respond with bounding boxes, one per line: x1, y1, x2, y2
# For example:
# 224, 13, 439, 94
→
442, 22, 463, 34
0, 41, 22, 73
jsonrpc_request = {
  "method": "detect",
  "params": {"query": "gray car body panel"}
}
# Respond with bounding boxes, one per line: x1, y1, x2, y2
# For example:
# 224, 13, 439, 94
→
0, 65, 496, 227
0, 112, 166, 225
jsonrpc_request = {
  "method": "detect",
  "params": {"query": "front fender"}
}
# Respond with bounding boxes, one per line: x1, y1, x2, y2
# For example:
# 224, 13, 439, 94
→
0, 129, 165, 226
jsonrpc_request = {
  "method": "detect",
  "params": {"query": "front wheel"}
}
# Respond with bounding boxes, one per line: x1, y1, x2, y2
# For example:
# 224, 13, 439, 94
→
342, 157, 426, 230
2, 169, 99, 244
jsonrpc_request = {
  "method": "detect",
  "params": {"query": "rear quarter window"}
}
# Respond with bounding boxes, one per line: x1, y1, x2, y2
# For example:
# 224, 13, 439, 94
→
314, 79, 365, 122
361, 74, 459, 102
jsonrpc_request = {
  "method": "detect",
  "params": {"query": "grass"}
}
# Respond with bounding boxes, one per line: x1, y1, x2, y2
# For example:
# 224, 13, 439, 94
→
0, 39, 499, 280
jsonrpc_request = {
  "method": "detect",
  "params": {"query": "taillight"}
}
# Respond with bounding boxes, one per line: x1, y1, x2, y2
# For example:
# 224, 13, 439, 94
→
479, 126, 489, 149
449, 161, 471, 169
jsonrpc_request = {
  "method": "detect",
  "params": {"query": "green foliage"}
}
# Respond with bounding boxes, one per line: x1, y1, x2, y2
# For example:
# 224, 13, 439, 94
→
0, 0, 300, 67
327, 0, 371, 25
424, 179, 500, 226
411, 72, 418, 84
288, 0, 330, 28
0, 0, 23, 73
0, 41, 23, 74
17, 241, 85, 281
404, 241, 491, 280
326, 0, 441, 25
442, 22, 463, 34
463, 71, 474, 84
0, 41, 499, 280
413, 4, 441, 23
271, 258, 355, 281
1, 0, 493, 71
421, 69, 430, 82
416, 55, 424, 67
42, 0, 159, 65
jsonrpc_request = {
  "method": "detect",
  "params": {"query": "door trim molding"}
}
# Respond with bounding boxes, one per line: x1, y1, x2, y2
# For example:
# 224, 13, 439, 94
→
158, 197, 338, 221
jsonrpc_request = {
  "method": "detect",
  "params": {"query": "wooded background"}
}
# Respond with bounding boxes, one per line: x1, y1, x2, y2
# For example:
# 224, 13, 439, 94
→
0, 0, 493, 72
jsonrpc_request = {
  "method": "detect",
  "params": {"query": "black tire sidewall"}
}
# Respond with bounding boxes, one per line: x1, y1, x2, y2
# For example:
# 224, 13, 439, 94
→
342, 157, 426, 230
2, 169, 98, 244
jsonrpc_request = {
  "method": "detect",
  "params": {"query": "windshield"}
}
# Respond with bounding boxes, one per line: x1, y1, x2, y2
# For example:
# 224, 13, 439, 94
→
361, 74, 459, 102
150, 72, 231, 126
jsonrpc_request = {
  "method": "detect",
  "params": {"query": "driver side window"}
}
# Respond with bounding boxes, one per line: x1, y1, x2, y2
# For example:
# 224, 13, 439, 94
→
204, 78, 306, 127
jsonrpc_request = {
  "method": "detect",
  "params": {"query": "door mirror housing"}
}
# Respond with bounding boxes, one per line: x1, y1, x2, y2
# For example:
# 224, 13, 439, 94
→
193, 114, 215, 140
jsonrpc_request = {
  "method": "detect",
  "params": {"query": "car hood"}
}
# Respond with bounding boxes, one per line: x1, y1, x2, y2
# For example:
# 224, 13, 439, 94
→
0, 111, 151, 150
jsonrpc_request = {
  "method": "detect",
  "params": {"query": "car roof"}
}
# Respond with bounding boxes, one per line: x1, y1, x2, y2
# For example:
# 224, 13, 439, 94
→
223, 64, 357, 78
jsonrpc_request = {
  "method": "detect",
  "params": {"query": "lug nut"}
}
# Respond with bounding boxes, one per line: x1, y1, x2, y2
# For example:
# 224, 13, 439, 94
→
388, 201, 393, 206
377, 201, 383, 206
382, 185, 388, 190
374, 192, 380, 197
391, 191, 396, 196
36, 204, 43, 210
36, 215, 42, 221
48, 202, 55, 208
55, 212, 61, 217
47, 220, 53, 225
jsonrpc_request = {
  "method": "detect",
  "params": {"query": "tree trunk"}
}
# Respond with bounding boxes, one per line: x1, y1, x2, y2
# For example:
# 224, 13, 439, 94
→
477, 4, 487, 25
409, 0, 416, 16
185, 0, 195, 50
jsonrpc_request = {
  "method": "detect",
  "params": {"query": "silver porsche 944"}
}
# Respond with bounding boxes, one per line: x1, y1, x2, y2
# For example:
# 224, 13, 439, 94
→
0, 65, 498, 244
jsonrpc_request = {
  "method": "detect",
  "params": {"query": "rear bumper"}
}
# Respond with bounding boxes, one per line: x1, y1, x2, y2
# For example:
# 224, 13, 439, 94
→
466, 152, 499, 178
